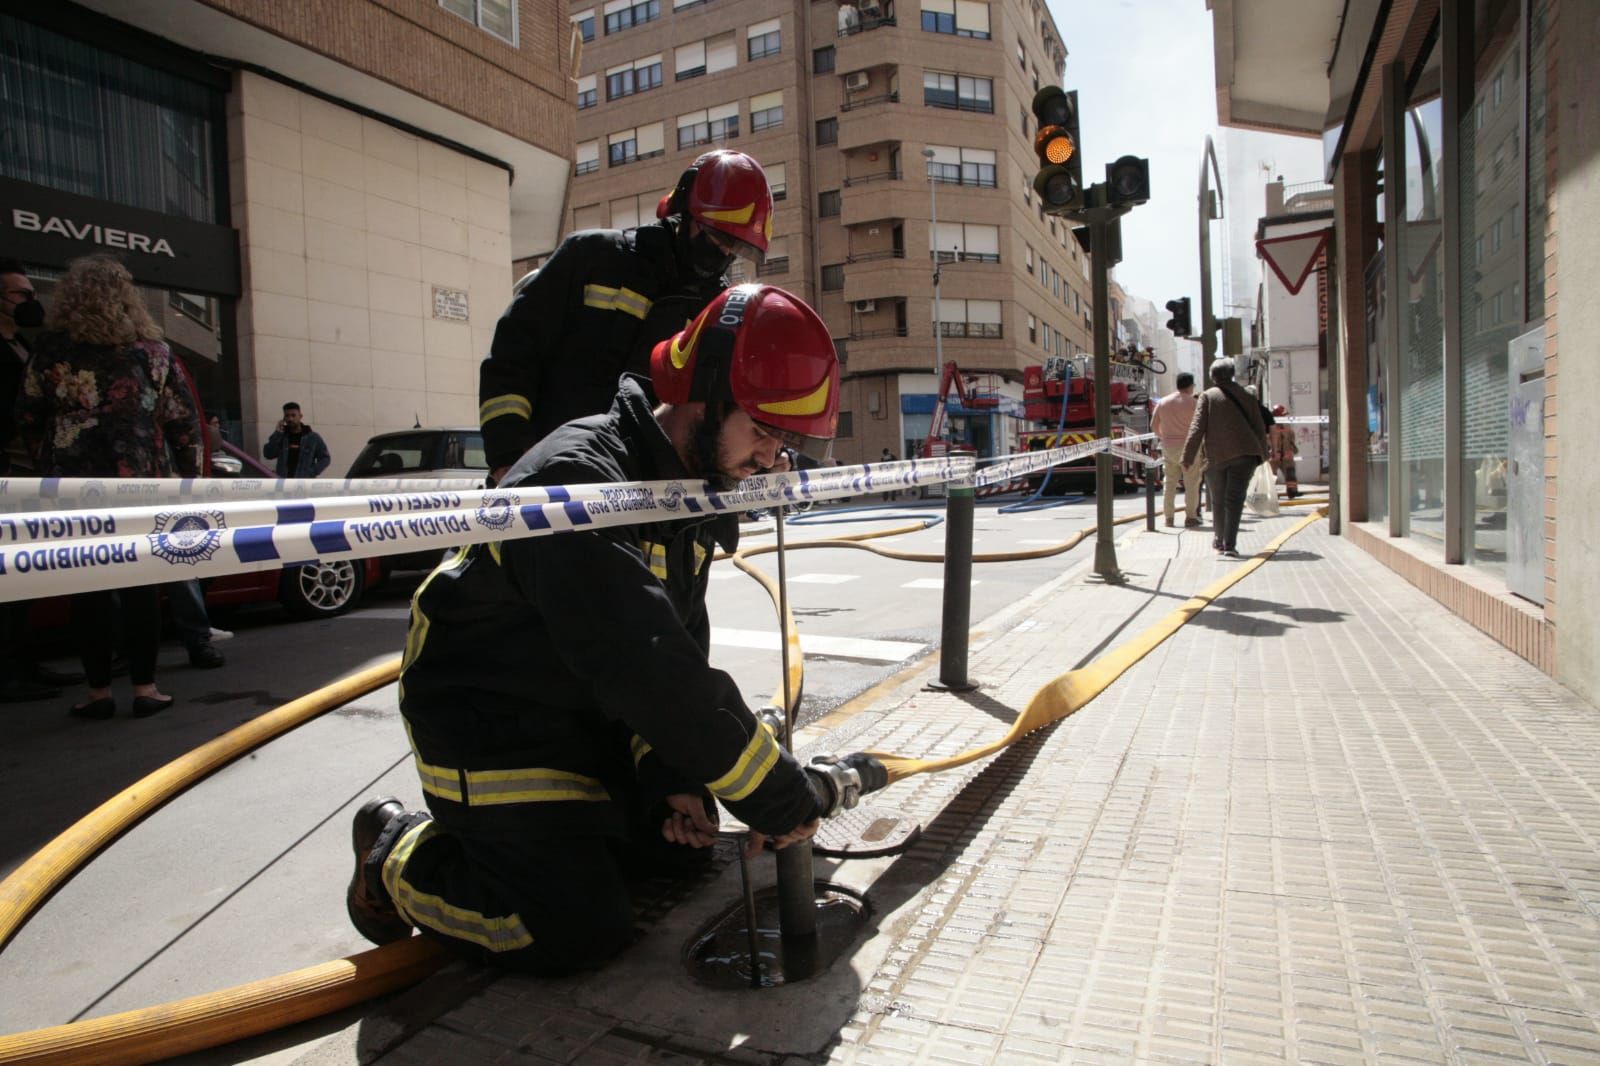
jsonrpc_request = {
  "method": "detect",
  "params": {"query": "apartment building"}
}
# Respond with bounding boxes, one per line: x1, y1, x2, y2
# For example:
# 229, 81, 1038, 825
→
568, 0, 1093, 463
0, 0, 572, 465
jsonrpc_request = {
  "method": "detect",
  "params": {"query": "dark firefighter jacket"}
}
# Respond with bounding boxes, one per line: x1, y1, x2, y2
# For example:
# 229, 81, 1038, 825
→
478, 220, 725, 471
400, 375, 821, 840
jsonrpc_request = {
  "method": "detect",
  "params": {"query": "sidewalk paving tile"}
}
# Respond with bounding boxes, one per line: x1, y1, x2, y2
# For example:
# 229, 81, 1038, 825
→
357, 511, 1600, 1065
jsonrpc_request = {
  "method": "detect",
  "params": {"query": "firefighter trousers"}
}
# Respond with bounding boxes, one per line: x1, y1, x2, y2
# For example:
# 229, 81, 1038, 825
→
381, 816, 635, 974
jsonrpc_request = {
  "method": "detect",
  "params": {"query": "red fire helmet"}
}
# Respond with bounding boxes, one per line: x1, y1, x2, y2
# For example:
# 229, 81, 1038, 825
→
655, 149, 773, 261
652, 284, 839, 457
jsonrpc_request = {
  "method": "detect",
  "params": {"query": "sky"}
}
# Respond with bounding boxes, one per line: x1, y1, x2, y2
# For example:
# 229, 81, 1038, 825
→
1046, 0, 1319, 315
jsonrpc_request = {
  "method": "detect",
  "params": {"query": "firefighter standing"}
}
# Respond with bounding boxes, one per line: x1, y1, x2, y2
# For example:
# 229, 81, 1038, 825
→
348, 285, 840, 973
1268, 404, 1300, 499
479, 149, 774, 483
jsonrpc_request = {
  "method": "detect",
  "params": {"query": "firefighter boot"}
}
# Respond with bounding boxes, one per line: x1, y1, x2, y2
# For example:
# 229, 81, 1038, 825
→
347, 796, 415, 945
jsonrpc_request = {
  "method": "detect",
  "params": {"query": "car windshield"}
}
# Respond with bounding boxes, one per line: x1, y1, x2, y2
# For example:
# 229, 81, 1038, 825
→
348, 432, 487, 477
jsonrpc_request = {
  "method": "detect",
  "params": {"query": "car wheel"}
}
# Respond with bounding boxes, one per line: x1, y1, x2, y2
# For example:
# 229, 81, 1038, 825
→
281, 560, 364, 619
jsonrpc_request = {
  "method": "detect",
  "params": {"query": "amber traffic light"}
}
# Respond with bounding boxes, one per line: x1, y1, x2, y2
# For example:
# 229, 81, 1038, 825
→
1031, 87, 1083, 212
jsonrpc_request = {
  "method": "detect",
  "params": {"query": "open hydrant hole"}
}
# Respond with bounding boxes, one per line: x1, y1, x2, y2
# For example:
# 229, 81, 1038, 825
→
684, 882, 868, 989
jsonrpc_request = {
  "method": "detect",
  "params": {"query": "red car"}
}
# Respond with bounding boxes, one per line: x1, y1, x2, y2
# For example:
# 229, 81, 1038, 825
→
201, 440, 385, 619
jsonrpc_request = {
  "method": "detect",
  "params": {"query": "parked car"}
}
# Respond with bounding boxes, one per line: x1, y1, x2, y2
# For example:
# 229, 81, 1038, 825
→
202, 439, 383, 619
344, 427, 489, 482
344, 427, 489, 571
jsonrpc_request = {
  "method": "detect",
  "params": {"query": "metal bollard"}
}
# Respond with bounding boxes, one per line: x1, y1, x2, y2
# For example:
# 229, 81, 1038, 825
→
930, 480, 977, 692
1146, 461, 1157, 531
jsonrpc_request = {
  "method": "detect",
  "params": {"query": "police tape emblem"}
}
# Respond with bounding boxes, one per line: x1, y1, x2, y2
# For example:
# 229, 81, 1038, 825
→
476, 492, 519, 531
81, 480, 107, 507
149, 510, 226, 566
660, 481, 685, 512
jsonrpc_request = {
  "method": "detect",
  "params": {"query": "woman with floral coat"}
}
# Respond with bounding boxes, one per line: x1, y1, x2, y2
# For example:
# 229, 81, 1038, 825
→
17, 255, 202, 720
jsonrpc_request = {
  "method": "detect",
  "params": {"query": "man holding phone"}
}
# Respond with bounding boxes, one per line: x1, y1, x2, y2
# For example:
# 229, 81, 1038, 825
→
262, 401, 331, 478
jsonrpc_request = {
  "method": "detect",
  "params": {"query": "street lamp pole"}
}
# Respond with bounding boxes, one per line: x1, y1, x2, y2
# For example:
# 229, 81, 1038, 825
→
923, 147, 942, 377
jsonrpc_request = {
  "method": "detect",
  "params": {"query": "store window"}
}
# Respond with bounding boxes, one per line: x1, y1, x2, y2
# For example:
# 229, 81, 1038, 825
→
1365, 147, 1388, 525
1456, 0, 1546, 575
0, 13, 238, 425
1402, 33, 1445, 546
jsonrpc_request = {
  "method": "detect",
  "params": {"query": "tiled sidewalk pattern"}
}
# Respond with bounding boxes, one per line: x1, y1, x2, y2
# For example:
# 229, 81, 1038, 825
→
372, 514, 1600, 1065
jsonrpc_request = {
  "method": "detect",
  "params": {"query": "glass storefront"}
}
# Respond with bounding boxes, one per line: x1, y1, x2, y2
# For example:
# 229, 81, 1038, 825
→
1364, 151, 1388, 525
1457, 0, 1522, 575
0, 12, 238, 437
1401, 37, 1445, 545
0, 13, 220, 225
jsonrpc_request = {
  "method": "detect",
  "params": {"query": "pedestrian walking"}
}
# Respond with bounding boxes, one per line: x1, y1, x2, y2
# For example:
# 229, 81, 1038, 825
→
1181, 357, 1269, 559
346, 285, 839, 973
1150, 372, 1205, 528
479, 149, 774, 483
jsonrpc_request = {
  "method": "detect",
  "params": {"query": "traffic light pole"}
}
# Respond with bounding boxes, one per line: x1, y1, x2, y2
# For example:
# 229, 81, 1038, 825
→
1076, 197, 1131, 582
1197, 137, 1224, 380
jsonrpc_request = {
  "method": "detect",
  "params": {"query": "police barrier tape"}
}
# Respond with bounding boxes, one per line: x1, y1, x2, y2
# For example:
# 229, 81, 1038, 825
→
1277, 414, 1329, 425
0, 434, 1154, 600
0, 456, 977, 601
0, 475, 489, 515
973, 433, 1154, 487
0, 457, 962, 550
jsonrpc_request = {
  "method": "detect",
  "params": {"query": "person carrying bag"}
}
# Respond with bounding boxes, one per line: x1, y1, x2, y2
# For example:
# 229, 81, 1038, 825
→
1180, 357, 1271, 558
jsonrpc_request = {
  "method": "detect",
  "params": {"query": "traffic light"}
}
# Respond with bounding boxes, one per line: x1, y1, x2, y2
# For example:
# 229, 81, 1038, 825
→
1106, 155, 1150, 206
1164, 297, 1192, 337
1031, 87, 1083, 212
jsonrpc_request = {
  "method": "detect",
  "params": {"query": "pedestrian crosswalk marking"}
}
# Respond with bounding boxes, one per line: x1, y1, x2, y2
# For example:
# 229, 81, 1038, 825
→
786, 573, 858, 585
710, 627, 923, 662
901, 577, 980, 590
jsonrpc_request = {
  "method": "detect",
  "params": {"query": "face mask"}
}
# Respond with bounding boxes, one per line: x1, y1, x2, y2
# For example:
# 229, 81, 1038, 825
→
11, 297, 43, 329
688, 230, 735, 279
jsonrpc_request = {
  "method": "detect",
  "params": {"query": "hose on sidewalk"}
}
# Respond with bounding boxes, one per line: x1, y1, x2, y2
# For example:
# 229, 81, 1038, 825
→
869, 508, 1329, 783
0, 507, 1319, 1064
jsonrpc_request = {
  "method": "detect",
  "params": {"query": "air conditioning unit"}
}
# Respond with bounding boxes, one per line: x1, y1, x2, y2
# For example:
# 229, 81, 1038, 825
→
853, 299, 877, 313
844, 70, 870, 92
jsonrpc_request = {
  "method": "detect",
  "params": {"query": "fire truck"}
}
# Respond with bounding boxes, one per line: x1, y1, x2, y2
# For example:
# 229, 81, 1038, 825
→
919, 360, 993, 459
1017, 353, 1149, 495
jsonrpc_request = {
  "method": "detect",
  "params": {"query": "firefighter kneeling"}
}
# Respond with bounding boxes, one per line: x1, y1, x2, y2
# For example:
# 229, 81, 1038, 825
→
347, 285, 841, 973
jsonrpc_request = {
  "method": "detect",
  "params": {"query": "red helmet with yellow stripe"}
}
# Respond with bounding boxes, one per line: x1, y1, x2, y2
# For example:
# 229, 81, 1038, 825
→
652, 284, 838, 457
656, 150, 773, 262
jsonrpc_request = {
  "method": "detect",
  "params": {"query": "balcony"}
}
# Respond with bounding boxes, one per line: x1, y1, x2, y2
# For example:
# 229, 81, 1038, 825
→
845, 248, 905, 264
840, 90, 898, 113
843, 168, 901, 187
836, 1, 897, 38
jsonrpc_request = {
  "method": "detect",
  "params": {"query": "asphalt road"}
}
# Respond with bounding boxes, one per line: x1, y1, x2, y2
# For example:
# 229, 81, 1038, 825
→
0, 491, 1154, 1042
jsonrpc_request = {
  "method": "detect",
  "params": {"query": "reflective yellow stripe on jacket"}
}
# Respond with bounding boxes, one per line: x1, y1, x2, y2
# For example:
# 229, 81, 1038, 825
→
412, 760, 611, 807
384, 821, 535, 953
642, 540, 668, 580
706, 721, 780, 802
479, 393, 533, 424
582, 283, 652, 320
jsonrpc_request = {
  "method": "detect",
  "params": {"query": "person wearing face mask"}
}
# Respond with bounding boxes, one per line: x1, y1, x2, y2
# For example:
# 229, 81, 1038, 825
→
478, 149, 773, 484
347, 285, 836, 972
0, 258, 80, 703
0, 258, 46, 474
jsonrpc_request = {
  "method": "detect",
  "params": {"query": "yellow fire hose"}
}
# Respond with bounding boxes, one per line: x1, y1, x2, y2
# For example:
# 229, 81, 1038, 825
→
0, 504, 1325, 1064
873, 507, 1328, 782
